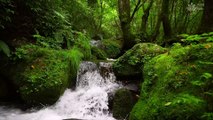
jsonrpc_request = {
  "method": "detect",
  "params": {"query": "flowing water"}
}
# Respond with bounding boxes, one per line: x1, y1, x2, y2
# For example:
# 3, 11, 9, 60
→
0, 61, 121, 120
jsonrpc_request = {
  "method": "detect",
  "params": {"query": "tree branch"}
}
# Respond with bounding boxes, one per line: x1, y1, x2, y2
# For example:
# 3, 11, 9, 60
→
130, 0, 142, 22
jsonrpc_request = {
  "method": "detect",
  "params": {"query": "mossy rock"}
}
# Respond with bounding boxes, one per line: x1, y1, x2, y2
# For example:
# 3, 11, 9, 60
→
129, 43, 213, 120
113, 43, 167, 80
113, 88, 134, 120
0, 45, 77, 105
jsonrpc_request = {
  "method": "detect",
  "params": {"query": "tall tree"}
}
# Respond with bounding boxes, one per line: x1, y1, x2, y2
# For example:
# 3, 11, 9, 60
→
151, 0, 163, 42
151, 0, 172, 43
161, 0, 172, 38
141, 0, 154, 35
199, 0, 213, 33
118, 0, 143, 50
118, 0, 132, 50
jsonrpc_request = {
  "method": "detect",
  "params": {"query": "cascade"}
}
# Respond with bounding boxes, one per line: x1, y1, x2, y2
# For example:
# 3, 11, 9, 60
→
0, 61, 121, 120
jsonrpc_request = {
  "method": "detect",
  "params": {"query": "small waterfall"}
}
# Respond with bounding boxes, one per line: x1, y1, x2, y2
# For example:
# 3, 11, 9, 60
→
0, 61, 121, 120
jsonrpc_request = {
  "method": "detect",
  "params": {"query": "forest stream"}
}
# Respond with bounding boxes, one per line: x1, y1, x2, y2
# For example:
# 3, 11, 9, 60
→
0, 61, 121, 120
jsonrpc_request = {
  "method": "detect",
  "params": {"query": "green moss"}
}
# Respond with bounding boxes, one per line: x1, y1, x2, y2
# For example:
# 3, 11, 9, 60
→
12, 44, 82, 105
113, 43, 167, 79
113, 88, 134, 119
130, 43, 213, 120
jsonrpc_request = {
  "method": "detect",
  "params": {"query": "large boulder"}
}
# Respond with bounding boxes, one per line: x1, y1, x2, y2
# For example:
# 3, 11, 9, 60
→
130, 43, 213, 120
113, 43, 167, 80
0, 45, 76, 105
113, 88, 135, 120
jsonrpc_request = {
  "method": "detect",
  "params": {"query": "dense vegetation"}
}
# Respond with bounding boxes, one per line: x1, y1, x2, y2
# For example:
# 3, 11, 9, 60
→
0, 0, 213, 119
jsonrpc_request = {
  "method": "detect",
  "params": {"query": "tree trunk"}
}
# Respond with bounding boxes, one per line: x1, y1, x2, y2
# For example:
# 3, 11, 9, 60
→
151, 1, 162, 42
199, 0, 213, 33
118, 0, 133, 50
161, 0, 172, 38
151, 0, 172, 43
141, 0, 154, 35
97, 0, 104, 33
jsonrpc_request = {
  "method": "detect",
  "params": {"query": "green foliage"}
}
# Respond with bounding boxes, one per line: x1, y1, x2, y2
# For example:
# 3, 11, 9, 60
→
0, 0, 14, 29
172, 94, 204, 105
33, 29, 93, 60
170, 1, 203, 34
62, 0, 97, 36
33, 34, 63, 49
55, 28, 75, 49
202, 113, 213, 120
179, 32, 213, 44
0, 0, 118, 50
92, 0, 119, 38
33, 27, 74, 50
191, 80, 205, 87
0, 0, 72, 50
91, 46, 107, 60
163, 94, 205, 119
102, 39, 121, 58
0, 0, 117, 46
73, 32, 92, 60
24, 0, 66, 36
68, 47, 83, 78
0, 40, 10, 56
201, 72, 212, 80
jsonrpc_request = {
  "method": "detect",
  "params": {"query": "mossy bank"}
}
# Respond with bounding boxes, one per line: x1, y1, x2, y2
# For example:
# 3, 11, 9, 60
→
130, 43, 213, 120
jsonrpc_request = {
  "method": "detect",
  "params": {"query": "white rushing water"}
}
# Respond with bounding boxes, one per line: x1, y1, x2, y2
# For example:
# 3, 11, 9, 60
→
0, 61, 121, 120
